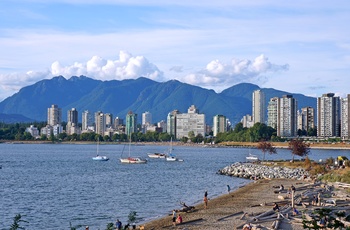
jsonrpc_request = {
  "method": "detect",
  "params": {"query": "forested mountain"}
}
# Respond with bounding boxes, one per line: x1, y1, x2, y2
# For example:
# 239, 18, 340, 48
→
0, 76, 317, 125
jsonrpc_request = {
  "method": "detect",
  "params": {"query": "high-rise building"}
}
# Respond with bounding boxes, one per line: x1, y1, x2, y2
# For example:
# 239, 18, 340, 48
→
297, 107, 315, 133
277, 95, 297, 137
66, 108, 80, 135
47, 104, 62, 126
175, 105, 205, 139
142, 111, 152, 126
95, 111, 105, 136
157, 120, 167, 133
341, 97, 349, 139
267, 97, 279, 129
241, 114, 254, 128
213, 115, 227, 137
114, 117, 124, 128
317, 93, 340, 137
82, 110, 93, 131
126, 111, 137, 137
252, 90, 265, 124
167, 110, 180, 137
104, 113, 113, 128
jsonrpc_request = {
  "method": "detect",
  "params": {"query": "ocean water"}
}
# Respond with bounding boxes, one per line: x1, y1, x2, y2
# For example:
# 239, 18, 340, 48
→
0, 143, 346, 229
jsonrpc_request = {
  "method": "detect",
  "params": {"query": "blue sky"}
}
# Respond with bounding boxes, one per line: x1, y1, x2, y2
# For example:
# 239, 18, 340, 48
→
0, 0, 350, 101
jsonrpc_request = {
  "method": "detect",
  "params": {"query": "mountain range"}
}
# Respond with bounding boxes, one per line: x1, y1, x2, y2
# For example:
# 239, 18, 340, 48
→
0, 76, 317, 125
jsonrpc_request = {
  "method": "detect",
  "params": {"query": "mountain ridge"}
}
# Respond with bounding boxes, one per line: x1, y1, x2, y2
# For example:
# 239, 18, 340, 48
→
0, 76, 317, 125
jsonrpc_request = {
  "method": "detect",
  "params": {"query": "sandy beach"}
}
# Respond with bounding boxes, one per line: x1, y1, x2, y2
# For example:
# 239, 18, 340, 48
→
142, 178, 311, 230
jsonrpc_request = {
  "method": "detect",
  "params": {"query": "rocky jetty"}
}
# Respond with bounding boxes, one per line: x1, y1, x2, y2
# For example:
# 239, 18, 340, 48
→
218, 162, 309, 180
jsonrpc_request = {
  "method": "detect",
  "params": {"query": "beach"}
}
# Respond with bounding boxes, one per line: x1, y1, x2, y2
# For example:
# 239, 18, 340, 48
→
142, 178, 308, 230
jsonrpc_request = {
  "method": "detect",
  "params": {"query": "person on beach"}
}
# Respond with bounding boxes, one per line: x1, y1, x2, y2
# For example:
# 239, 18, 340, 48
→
242, 223, 252, 230
273, 202, 280, 212
116, 219, 122, 230
204, 190, 208, 198
203, 195, 208, 209
85, 226, 89, 230
227, 184, 231, 193
176, 214, 183, 224
172, 209, 177, 226
292, 207, 299, 215
279, 184, 284, 192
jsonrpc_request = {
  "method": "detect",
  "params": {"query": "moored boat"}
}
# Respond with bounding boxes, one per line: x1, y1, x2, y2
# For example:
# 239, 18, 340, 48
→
92, 155, 109, 161
147, 152, 166, 159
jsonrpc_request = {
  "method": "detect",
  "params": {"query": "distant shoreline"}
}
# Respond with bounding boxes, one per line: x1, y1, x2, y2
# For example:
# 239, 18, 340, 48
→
1, 140, 350, 150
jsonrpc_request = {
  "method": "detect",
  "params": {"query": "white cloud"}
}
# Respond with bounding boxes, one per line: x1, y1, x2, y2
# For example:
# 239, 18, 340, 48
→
179, 54, 288, 91
50, 51, 163, 81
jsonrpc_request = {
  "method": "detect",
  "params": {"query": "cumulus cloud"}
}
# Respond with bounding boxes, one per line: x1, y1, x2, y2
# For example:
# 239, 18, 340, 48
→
178, 54, 289, 90
50, 51, 163, 81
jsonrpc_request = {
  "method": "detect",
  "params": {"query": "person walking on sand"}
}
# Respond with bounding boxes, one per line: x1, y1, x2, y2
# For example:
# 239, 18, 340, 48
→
204, 190, 208, 198
227, 184, 231, 193
116, 219, 122, 230
203, 194, 208, 209
172, 209, 177, 226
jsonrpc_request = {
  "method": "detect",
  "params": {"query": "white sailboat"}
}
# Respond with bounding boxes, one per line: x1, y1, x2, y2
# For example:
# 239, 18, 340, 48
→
92, 140, 109, 161
120, 138, 147, 164
165, 138, 183, 162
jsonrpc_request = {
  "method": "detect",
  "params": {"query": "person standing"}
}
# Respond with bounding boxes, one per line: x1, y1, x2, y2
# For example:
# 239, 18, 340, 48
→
116, 219, 122, 230
203, 195, 208, 209
172, 209, 177, 226
204, 190, 208, 198
227, 185, 231, 193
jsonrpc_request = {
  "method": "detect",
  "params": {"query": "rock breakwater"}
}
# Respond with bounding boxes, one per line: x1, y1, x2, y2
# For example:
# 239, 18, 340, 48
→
218, 162, 309, 180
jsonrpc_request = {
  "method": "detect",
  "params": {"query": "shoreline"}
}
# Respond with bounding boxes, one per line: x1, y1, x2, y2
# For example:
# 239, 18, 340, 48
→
141, 178, 307, 230
2, 140, 350, 150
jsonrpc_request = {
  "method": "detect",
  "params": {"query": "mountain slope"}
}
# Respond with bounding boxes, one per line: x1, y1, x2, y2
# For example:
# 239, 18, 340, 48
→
0, 76, 317, 125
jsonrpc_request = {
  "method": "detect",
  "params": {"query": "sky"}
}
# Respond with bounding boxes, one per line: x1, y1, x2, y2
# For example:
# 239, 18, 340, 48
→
0, 0, 350, 102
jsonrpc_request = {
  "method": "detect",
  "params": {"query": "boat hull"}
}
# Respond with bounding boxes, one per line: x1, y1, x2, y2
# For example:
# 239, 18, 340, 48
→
120, 157, 147, 164
92, 156, 109, 161
147, 153, 166, 159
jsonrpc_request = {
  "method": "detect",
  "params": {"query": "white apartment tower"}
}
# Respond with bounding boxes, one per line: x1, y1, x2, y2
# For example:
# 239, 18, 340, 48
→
142, 111, 152, 126
82, 110, 93, 131
317, 93, 340, 137
252, 90, 265, 124
104, 113, 113, 128
213, 115, 227, 137
277, 95, 297, 137
267, 97, 279, 129
47, 104, 62, 126
175, 105, 205, 139
95, 111, 106, 136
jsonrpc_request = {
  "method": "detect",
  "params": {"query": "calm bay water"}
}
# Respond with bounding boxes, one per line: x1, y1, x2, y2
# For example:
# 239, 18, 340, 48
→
0, 143, 347, 229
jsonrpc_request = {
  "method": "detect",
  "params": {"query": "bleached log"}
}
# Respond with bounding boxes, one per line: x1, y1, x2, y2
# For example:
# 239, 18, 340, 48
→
254, 210, 275, 220
274, 213, 281, 230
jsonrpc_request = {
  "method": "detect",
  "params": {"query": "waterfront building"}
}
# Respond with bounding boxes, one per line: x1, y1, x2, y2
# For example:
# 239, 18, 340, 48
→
114, 117, 124, 127
317, 93, 340, 137
277, 95, 297, 137
142, 111, 152, 126
157, 120, 167, 133
95, 111, 106, 136
104, 113, 113, 128
167, 110, 180, 138
126, 111, 137, 137
47, 104, 62, 126
297, 107, 315, 133
341, 96, 349, 139
175, 105, 205, 139
213, 115, 227, 137
267, 97, 279, 129
25, 125, 40, 138
252, 90, 265, 124
82, 110, 93, 131
241, 114, 254, 128
66, 108, 80, 135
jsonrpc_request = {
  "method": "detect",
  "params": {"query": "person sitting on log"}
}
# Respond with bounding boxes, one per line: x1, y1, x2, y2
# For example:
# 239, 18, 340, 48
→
242, 223, 252, 230
273, 202, 280, 212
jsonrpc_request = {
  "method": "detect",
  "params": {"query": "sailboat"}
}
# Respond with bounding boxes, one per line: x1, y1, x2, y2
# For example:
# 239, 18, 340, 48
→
165, 138, 183, 162
120, 137, 147, 164
92, 140, 109, 161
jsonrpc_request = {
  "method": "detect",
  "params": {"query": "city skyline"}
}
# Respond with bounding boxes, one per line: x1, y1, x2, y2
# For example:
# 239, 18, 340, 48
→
0, 1, 350, 101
